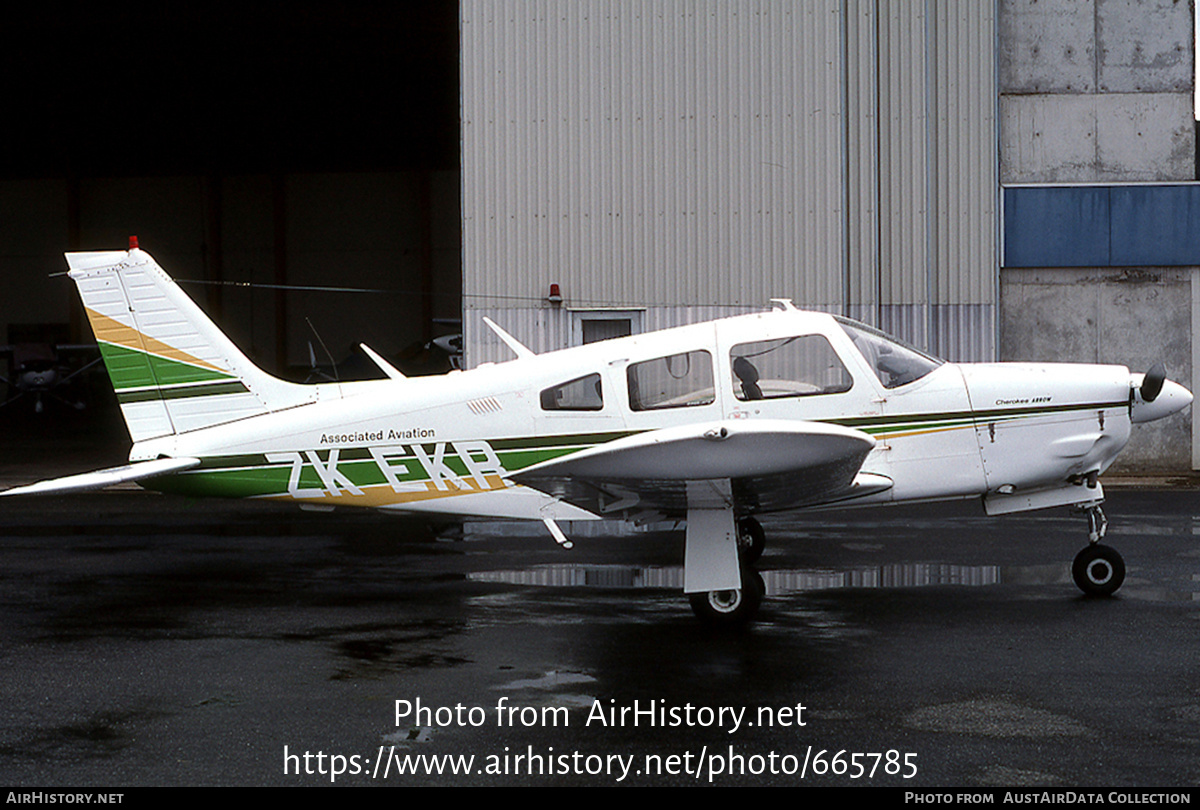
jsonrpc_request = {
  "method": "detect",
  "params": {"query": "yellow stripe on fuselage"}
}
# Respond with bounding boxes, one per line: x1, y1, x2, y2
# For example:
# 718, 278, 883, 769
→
258, 474, 511, 508
877, 424, 973, 440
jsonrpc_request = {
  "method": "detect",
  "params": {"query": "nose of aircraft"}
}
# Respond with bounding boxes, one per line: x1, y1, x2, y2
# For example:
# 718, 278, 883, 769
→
1130, 373, 1193, 424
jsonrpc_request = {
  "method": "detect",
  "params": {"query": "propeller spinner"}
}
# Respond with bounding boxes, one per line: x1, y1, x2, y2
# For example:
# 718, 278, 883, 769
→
1130, 363, 1192, 424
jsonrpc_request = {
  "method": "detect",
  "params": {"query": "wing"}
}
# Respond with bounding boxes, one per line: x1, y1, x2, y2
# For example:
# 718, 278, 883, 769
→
0, 457, 201, 497
510, 419, 891, 520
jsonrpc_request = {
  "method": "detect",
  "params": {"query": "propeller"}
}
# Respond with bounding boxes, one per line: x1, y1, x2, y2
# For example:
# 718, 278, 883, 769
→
1140, 362, 1166, 403
1130, 362, 1193, 424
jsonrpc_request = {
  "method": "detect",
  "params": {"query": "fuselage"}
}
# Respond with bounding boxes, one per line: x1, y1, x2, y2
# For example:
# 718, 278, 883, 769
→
134, 307, 1163, 521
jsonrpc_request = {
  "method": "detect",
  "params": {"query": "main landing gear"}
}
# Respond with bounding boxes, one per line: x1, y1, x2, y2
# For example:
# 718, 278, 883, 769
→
1071, 505, 1125, 597
735, 515, 765, 564
688, 517, 767, 625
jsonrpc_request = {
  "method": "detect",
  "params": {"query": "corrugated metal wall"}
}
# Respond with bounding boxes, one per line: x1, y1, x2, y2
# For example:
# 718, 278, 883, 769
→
462, 0, 997, 366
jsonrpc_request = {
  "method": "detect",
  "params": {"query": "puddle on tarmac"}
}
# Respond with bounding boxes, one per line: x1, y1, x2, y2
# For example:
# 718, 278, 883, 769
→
470, 561, 1200, 601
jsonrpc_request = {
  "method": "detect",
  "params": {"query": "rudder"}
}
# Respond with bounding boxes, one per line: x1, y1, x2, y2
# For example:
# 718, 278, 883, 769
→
67, 243, 312, 441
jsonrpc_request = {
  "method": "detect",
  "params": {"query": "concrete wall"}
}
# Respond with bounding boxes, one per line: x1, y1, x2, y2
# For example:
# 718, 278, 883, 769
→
999, 0, 1195, 182
999, 0, 1197, 473
1000, 267, 1194, 473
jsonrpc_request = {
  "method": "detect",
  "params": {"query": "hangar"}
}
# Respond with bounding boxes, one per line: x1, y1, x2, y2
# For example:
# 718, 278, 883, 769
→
0, 1, 1194, 473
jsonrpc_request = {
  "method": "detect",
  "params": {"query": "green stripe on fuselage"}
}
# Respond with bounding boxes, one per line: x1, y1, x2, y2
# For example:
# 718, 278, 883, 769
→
830, 400, 1128, 437
143, 403, 1126, 501
146, 464, 299, 498
152, 433, 629, 499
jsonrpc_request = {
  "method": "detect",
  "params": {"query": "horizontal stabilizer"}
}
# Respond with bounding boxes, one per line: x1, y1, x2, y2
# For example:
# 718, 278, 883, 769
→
0, 457, 201, 497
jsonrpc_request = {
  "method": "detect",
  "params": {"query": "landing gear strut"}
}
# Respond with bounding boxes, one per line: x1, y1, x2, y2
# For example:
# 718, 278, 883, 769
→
1071, 505, 1125, 597
683, 497, 767, 625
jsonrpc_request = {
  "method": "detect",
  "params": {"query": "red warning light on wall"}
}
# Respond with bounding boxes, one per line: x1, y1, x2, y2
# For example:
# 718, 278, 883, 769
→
548, 283, 563, 304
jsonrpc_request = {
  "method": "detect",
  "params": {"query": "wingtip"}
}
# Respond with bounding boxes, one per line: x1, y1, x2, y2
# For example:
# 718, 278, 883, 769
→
0, 457, 201, 498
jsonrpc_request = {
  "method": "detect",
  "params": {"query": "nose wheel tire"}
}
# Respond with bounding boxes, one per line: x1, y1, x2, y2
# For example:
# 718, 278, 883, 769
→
1072, 544, 1125, 597
689, 568, 765, 625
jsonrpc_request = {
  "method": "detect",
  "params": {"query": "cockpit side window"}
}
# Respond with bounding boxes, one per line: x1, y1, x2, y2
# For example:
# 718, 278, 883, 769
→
730, 335, 853, 401
540, 373, 603, 411
627, 350, 715, 411
835, 317, 943, 389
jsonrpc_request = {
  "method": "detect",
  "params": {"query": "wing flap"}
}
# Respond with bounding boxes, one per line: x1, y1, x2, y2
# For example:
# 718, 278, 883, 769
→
0, 457, 201, 497
510, 420, 879, 518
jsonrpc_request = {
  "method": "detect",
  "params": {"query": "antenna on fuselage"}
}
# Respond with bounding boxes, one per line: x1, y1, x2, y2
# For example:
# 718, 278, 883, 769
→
482, 317, 537, 360
359, 343, 407, 380
305, 317, 339, 383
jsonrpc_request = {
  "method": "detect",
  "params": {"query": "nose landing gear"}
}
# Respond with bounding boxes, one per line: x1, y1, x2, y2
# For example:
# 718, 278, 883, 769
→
1071, 505, 1125, 597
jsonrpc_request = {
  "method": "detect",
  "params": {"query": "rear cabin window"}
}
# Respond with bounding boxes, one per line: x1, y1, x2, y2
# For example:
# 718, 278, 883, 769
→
730, 335, 853, 401
627, 350, 715, 411
540, 373, 604, 411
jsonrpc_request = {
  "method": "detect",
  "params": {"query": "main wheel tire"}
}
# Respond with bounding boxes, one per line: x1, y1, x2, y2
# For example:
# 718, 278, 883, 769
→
689, 568, 765, 625
736, 517, 765, 564
1072, 544, 1125, 597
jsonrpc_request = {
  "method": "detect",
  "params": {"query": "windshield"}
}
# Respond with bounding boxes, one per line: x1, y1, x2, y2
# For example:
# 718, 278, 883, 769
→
835, 317, 943, 389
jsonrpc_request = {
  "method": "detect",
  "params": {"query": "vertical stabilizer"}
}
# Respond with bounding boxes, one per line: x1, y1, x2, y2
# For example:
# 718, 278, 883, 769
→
66, 245, 313, 441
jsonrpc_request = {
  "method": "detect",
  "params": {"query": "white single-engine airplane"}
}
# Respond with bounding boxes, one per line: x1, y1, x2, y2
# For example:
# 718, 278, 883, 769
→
3, 242, 1193, 623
